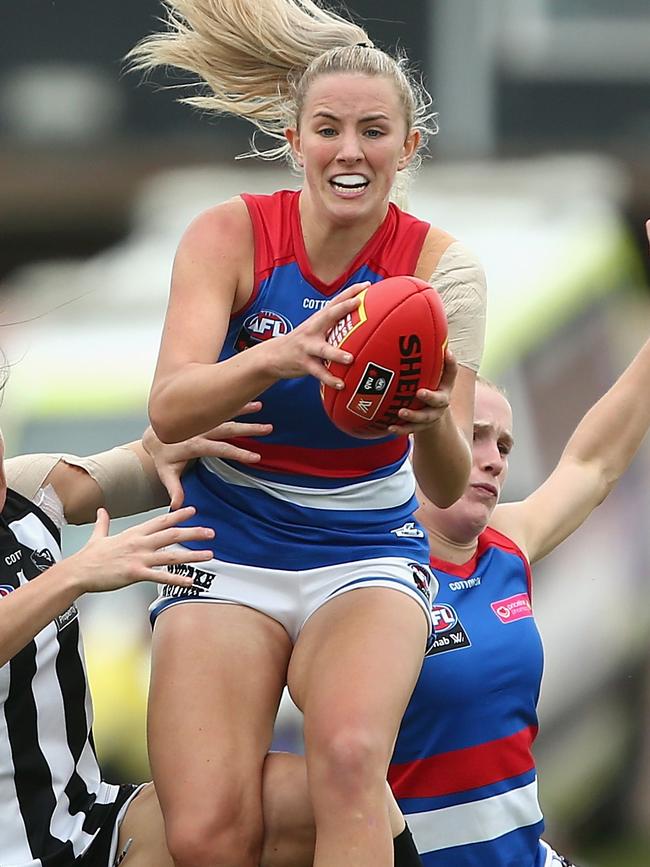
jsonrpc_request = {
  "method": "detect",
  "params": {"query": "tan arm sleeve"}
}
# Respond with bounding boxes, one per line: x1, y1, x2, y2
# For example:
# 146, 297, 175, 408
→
430, 241, 487, 372
5, 454, 63, 501
5, 447, 167, 518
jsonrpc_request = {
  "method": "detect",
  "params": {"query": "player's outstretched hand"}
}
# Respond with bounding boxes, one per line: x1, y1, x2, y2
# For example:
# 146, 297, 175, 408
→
387, 349, 459, 436
143, 401, 273, 508
263, 281, 369, 388
69, 506, 214, 593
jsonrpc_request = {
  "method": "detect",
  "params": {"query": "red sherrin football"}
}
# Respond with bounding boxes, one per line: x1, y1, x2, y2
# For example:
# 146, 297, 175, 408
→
321, 275, 448, 439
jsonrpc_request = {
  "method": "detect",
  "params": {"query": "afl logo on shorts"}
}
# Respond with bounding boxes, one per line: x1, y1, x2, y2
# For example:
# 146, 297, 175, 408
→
408, 562, 433, 602
235, 310, 293, 353
0, 585, 14, 598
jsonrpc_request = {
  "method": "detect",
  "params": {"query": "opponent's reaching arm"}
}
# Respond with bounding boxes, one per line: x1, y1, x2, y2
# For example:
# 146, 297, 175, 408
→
494, 220, 650, 563
0, 506, 214, 666
5, 405, 272, 523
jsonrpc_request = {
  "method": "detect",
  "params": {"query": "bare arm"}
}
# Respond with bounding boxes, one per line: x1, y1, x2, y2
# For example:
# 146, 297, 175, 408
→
0, 507, 212, 666
149, 200, 364, 443
408, 356, 474, 507
493, 333, 650, 564
6, 411, 273, 524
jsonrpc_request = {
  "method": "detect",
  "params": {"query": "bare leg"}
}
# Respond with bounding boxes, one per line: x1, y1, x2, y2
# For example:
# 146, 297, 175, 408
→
148, 603, 292, 867
288, 588, 428, 867
116, 753, 408, 867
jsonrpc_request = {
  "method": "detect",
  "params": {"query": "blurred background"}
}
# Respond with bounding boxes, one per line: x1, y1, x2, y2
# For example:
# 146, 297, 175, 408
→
1, 1, 650, 864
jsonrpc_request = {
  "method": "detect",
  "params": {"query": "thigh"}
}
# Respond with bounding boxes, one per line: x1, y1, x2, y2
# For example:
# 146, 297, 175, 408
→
288, 587, 428, 752
114, 783, 172, 867
148, 602, 292, 826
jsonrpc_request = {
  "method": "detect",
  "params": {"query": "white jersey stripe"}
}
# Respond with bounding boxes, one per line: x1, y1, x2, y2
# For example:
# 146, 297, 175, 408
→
408, 779, 543, 853
201, 455, 415, 511
0, 707, 33, 864
10, 511, 59, 558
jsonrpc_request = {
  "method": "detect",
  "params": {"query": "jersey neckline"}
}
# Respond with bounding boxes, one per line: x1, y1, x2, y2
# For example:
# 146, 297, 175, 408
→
289, 190, 395, 296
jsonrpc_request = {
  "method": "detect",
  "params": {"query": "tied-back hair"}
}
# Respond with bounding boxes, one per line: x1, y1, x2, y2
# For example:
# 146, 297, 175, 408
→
127, 0, 437, 201
476, 373, 508, 399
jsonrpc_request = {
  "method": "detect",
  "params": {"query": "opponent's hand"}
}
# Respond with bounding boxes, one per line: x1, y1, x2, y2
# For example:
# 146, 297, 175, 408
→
71, 506, 214, 593
143, 402, 273, 508
387, 349, 458, 436
263, 281, 368, 388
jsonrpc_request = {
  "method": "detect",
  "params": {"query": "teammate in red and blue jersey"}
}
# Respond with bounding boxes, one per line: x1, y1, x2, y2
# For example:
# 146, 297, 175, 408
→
384, 329, 650, 866
129, 2, 487, 865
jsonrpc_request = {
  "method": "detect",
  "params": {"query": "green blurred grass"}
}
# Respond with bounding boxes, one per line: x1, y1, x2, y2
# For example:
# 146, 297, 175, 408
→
580, 837, 649, 867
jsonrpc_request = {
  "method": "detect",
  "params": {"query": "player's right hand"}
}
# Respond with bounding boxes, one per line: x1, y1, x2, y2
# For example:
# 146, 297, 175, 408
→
262, 281, 368, 388
71, 506, 214, 592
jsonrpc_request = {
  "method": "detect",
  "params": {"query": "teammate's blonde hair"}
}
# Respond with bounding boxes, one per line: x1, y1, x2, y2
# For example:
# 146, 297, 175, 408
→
128, 0, 436, 200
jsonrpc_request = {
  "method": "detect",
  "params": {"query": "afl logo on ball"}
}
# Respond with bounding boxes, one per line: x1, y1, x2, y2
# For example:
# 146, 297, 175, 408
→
347, 362, 395, 420
235, 310, 293, 353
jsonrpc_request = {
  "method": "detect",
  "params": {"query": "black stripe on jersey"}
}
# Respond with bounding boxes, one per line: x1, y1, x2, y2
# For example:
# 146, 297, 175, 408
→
56, 618, 96, 823
6, 637, 76, 864
4, 487, 61, 547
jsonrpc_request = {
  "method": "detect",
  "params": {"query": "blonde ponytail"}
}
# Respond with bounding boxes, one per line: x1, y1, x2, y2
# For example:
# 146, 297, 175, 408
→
128, 0, 436, 187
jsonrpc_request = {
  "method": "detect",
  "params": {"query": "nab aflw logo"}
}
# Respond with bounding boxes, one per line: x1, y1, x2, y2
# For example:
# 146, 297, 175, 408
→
427, 603, 472, 656
235, 310, 293, 352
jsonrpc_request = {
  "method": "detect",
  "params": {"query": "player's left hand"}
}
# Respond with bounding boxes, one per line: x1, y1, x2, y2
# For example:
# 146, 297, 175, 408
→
143, 401, 273, 508
387, 349, 458, 436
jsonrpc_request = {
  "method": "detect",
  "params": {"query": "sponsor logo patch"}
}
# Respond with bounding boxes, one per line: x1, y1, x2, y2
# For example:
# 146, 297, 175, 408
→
0, 584, 15, 598
161, 564, 216, 599
31, 548, 55, 573
426, 603, 471, 655
347, 362, 395, 420
448, 575, 482, 591
491, 592, 533, 624
235, 310, 293, 353
303, 297, 327, 311
390, 522, 424, 539
55, 604, 79, 631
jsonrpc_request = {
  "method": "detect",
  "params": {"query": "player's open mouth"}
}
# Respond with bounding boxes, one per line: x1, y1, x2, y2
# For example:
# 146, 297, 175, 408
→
329, 174, 370, 196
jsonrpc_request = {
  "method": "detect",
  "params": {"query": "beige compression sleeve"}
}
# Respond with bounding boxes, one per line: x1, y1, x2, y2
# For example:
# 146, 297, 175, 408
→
430, 241, 487, 373
5, 446, 167, 517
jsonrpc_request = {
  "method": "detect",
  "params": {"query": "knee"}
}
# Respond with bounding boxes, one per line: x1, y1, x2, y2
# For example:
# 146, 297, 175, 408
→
165, 804, 263, 867
309, 724, 389, 795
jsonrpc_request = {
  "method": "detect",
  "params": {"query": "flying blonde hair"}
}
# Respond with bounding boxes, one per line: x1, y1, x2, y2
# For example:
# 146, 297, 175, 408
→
127, 0, 436, 202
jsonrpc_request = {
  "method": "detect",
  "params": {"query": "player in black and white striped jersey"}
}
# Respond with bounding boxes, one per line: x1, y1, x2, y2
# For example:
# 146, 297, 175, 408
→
0, 412, 270, 867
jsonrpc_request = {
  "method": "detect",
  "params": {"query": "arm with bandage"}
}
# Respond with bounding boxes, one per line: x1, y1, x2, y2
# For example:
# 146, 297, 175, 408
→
5, 404, 273, 523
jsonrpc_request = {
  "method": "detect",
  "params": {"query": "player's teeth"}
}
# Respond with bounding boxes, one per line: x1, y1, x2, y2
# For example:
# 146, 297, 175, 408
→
331, 175, 368, 187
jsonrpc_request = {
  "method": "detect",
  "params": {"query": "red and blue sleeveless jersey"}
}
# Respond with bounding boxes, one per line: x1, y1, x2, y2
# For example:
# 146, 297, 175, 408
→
389, 526, 547, 866
180, 190, 434, 571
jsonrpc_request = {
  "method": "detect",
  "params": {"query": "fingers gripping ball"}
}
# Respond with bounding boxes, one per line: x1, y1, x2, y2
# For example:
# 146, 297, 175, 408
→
322, 276, 448, 439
